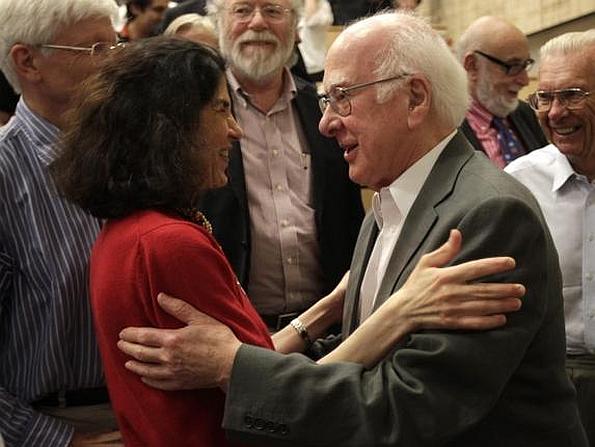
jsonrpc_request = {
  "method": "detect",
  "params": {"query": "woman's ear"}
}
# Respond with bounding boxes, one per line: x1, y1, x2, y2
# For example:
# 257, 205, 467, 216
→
407, 76, 431, 129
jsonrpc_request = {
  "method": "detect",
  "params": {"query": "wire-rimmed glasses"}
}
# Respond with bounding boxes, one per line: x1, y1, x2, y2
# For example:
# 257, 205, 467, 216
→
226, 3, 293, 23
318, 73, 411, 117
39, 41, 126, 58
527, 88, 591, 112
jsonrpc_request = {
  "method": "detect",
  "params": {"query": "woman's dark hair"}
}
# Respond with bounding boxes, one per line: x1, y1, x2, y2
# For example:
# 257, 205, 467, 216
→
126, 0, 150, 20
51, 36, 226, 218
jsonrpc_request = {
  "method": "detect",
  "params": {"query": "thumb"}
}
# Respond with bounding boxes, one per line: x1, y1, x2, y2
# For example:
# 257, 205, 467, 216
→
419, 229, 462, 268
157, 293, 202, 325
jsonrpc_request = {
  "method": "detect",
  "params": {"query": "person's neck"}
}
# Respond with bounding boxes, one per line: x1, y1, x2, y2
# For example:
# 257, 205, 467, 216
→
22, 93, 65, 129
234, 69, 285, 113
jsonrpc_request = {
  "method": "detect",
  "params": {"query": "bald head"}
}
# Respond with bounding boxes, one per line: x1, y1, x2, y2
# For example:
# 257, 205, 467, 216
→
457, 16, 531, 117
457, 16, 528, 60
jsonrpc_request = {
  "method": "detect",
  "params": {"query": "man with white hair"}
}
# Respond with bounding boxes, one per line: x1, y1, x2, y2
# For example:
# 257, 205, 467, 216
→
457, 16, 547, 168
199, 0, 364, 330
0, 0, 123, 445
117, 12, 587, 446
506, 30, 595, 445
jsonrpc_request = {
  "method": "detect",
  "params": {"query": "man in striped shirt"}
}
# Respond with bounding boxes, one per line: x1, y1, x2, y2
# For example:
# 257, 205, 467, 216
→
0, 0, 122, 445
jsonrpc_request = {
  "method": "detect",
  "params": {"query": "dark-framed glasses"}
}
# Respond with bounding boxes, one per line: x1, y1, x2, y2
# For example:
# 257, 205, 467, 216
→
227, 3, 293, 23
39, 41, 126, 58
527, 88, 591, 112
474, 50, 534, 76
318, 73, 410, 117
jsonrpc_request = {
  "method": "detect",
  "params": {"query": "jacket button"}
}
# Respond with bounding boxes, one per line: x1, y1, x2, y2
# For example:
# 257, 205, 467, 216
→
254, 418, 265, 430
244, 415, 253, 428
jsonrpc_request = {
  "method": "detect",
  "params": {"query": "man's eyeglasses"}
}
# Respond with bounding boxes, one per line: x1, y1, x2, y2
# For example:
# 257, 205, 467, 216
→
474, 50, 534, 76
527, 88, 591, 112
318, 73, 410, 117
39, 42, 126, 58
227, 3, 293, 23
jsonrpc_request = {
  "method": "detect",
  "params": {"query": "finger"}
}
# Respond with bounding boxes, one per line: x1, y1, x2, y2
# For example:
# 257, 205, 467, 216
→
445, 297, 522, 317
117, 339, 163, 362
417, 229, 462, 269
447, 314, 508, 331
119, 326, 175, 347
157, 293, 206, 324
124, 359, 176, 380
455, 282, 525, 300
446, 256, 517, 282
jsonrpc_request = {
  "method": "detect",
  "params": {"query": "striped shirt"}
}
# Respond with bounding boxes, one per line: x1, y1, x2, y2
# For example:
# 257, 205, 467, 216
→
0, 100, 103, 446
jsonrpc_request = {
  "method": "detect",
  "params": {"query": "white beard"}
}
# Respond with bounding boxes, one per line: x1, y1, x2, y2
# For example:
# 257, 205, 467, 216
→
220, 29, 294, 83
476, 64, 519, 117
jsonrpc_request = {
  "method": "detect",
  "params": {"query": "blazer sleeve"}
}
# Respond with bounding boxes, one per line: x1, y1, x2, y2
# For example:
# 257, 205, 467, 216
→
222, 196, 564, 446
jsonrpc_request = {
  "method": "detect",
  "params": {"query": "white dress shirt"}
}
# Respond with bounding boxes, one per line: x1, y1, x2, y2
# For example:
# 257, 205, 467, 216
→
506, 144, 595, 355
359, 130, 457, 321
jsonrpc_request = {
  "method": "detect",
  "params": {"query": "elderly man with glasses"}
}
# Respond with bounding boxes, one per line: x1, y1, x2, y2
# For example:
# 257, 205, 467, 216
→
505, 30, 595, 445
0, 0, 124, 445
457, 16, 547, 168
116, 11, 587, 446
197, 0, 364, 331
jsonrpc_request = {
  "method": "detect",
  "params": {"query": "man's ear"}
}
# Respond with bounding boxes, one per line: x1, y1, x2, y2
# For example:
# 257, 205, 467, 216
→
463, 52, 478, 77
10, 44, 42, 85
407, 76, 431, 129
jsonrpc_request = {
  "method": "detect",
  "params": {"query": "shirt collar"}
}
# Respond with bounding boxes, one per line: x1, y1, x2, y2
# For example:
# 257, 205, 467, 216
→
15, 98, 61, 165
372, 129, 457, 229
551, 147, 584, 192
227, 67, 297, 113
467, 98, 495, 130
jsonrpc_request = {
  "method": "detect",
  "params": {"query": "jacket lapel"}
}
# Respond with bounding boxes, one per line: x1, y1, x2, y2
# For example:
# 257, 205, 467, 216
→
372, 132, 474, 309
293, 78, 330, 228
342, 213, 379, 337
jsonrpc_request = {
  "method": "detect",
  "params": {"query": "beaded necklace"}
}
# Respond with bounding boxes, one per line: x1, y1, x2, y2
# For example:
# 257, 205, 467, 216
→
175, 207, 213, 234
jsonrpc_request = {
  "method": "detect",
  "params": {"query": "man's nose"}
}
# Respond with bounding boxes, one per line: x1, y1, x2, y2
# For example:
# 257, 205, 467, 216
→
319, 107, 340, 137
247, 8, 268, 30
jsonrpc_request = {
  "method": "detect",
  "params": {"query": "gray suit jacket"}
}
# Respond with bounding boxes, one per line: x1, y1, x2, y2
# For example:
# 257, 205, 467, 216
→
222, 132, 587, 446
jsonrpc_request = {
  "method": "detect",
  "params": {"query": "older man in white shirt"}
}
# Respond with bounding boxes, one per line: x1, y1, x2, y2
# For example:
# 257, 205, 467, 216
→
505, 29, 595, 444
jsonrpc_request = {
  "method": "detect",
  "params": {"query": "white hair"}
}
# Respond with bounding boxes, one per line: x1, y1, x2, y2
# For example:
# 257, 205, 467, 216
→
368, 12, 469, 128
163, 13, 216, 37
540, 29, 595, 62
0, 0, 118, 93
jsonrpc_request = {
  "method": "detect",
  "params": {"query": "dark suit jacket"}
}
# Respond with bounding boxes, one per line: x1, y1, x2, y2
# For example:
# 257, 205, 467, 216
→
461, 101, 548, 158
199, 76, 364, 298
222, 132, 587, 446
329, 0, 392, 25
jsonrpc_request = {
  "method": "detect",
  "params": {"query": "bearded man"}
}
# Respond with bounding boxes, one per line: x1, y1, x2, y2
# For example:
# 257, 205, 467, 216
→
457, 16, 547, 168
199, 0, 364, 330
